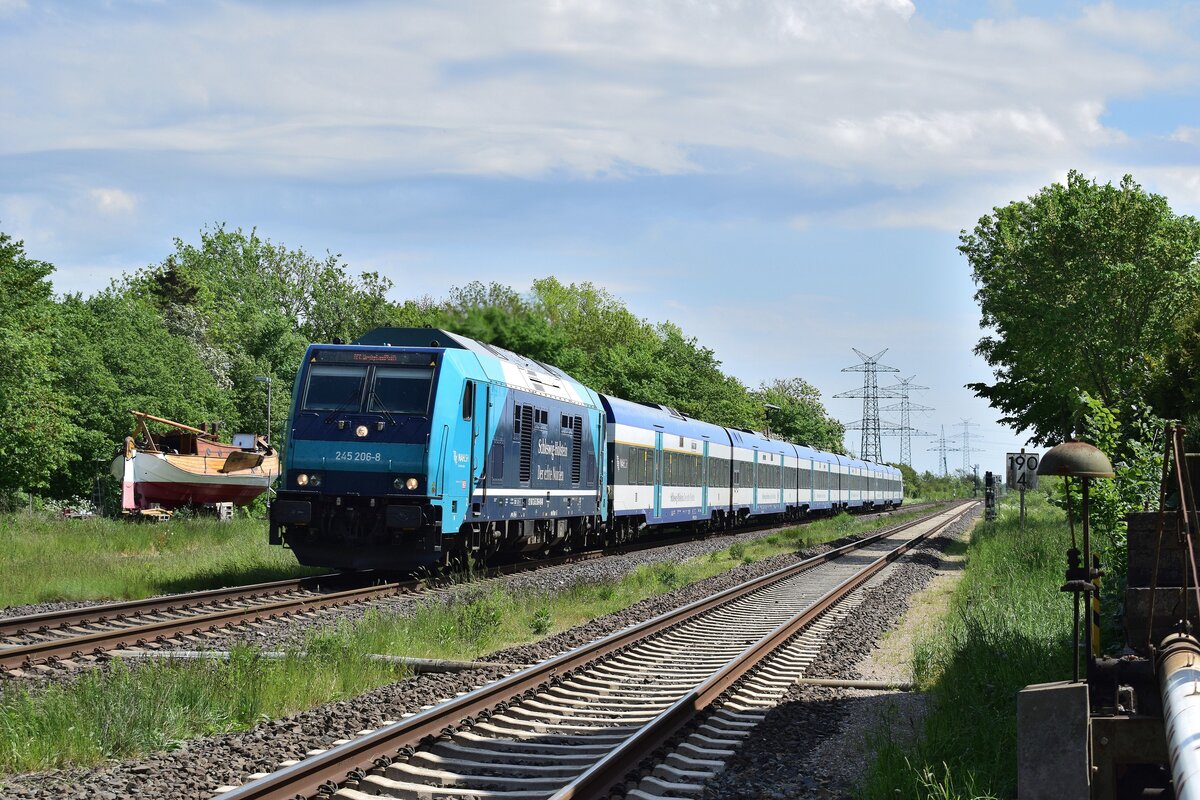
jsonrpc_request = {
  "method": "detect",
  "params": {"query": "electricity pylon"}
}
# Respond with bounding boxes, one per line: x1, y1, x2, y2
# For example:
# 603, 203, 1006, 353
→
835, 348, 900, 464
879, 375, 934, 466
928, 425, 961, 477
954, 418, 980, 475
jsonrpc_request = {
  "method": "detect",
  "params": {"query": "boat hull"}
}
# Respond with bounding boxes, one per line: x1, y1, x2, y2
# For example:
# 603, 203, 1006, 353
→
111, 450, 278, 510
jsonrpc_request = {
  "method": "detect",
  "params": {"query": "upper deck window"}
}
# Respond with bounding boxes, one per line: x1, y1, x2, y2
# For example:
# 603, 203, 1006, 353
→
303, 365, 367, 410
370, 367, 434, 415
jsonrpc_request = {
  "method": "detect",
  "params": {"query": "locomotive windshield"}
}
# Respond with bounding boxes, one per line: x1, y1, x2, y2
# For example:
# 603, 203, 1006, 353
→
369, 366, 434, 415
303, 365, 367, 410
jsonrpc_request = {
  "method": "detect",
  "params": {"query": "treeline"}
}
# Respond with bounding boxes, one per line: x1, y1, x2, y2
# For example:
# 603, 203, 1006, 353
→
0, 225, 845, 503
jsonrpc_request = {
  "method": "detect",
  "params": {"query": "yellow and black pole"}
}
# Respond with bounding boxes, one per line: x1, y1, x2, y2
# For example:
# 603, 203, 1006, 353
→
1091, 554, 1102, 657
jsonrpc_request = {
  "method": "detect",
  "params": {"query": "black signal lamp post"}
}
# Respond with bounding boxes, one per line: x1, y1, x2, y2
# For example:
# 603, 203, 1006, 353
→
1037, 440, 1115, 682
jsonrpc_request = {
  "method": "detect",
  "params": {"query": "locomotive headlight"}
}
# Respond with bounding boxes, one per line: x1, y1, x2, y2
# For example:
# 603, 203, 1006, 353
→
405, 477, 419, 491
355, 424, 369, 438
296, 473, 309, 487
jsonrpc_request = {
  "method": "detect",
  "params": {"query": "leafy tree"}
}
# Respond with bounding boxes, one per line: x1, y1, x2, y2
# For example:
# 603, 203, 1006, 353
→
0, 232, 77, 496
1148, 303, 1200, 448
49, 291, 236, 497
124, 225, 400, 439
961, 171, 1200, 444
755, 378, 846, 453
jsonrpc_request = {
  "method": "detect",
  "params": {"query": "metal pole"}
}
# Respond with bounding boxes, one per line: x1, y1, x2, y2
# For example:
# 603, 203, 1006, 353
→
1019, 447, 1026, 534
267, 377, 272, 445
1020, 488, 1026, 534
1083, 477, 1092, 679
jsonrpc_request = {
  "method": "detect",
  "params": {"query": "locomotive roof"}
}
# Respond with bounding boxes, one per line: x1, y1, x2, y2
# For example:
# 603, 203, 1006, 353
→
354, 327, 575, 384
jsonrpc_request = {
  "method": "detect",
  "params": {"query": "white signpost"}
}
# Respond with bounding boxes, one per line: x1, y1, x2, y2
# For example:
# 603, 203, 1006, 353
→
1007, 450, 1040, 532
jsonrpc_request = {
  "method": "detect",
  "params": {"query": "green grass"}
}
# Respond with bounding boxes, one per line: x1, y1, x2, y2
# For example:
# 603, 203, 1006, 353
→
0, 514, 322, 608
0, 505, 939, 775
0, 644, 402, 773
859, 493, 1074, 799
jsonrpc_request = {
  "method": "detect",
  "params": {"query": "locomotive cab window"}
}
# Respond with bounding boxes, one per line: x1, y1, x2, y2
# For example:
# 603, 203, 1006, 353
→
462, 382, 474, 420
303, 365, 367, 411
370, 366, 434, 415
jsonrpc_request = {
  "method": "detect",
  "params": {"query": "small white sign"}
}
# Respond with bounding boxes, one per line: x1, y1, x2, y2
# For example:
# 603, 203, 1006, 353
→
1007, 452, 1040, 490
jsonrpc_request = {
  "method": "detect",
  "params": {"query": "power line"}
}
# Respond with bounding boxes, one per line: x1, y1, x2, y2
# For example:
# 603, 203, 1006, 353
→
835, 348, 900, 464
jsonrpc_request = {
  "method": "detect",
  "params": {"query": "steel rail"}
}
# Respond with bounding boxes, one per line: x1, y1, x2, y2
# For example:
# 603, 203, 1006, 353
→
2, 503, 926, 652
0, 581, 405, 671
0, 572, 354, 637
213, 501, 968, 800
549, 500, 977, 800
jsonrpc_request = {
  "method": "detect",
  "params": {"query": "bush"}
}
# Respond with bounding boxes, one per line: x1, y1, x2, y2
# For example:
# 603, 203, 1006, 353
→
529, 607, 552, 636
652, 562, 680, 589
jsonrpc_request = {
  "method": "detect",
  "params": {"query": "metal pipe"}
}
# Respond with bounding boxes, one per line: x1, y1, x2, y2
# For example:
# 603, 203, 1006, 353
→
1159, 633, 1200, 800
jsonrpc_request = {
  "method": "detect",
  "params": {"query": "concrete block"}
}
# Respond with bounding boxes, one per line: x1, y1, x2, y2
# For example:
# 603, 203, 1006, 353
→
1018, 680, 1090, 800
1127, 513, 1185, 587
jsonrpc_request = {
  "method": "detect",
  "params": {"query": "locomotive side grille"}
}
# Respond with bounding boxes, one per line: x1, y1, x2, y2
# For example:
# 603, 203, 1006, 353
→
571, 415, 583, 484
519, 405, 534, 483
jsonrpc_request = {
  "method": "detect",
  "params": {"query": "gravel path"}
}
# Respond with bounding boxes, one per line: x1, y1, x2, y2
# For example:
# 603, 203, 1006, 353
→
0, 512, 931, 799
702, 504, 980, 800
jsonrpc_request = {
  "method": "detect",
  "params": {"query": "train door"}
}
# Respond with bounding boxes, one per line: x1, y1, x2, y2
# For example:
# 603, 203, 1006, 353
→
752, 450, 759, 513
466, 381, 488, 509
653, 431, 663, 519
702, 441, 709, 515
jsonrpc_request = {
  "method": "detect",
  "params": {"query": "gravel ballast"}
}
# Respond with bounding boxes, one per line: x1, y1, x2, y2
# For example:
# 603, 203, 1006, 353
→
702, 504, 980, 800
0, 505, 945, 799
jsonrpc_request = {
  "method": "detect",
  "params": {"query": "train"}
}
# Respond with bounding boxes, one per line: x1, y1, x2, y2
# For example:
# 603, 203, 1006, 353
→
269, 328, 903, 571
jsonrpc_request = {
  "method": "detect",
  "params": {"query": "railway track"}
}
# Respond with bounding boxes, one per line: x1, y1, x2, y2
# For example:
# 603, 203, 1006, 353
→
0, 503, 934, 678
210, 500, 975, 800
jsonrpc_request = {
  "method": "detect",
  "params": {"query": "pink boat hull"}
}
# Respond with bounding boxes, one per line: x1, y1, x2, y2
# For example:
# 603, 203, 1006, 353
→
132, 480, 270, 508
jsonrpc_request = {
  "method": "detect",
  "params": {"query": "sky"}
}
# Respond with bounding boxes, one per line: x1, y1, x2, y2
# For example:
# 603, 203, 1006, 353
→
2, 0, 1199, 477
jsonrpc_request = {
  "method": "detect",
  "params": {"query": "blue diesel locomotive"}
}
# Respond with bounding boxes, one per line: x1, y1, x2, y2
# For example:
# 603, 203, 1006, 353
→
269, 328, 902, 571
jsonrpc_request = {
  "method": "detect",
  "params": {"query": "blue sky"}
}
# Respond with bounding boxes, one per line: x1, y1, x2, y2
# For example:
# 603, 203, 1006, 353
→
2, 0, 1198, 476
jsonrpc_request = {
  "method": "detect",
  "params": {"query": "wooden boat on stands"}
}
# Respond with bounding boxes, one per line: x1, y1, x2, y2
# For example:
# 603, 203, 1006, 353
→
110, 411, 279, 515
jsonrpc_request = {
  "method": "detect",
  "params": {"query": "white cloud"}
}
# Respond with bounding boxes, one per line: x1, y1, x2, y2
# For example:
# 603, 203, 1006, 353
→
88, 187, 137, 215
0, 1, 1191, 186
1079, 2, 1188, 50
1170, 126, 1200, 144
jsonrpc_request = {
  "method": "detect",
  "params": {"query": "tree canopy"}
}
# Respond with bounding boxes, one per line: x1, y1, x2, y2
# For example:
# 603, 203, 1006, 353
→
961, 170, 1200, 444
0, 233, 77, 494
0, 226, 847, 503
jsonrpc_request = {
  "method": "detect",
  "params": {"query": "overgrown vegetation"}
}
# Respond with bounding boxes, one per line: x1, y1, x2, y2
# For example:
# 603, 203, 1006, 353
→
0, 507, 935, 773
0, 225, 845, 508
861, 494, 1072, 799
0, 513, 321, 608
961, 169, 1197, 601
